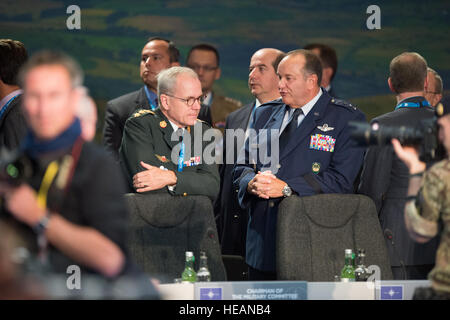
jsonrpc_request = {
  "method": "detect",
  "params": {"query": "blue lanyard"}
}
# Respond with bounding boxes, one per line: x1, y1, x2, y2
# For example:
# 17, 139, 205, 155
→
0, 94, 20, 122
144, 86, 157, 111
395, 100, 430, 110
177, 138, 185, 172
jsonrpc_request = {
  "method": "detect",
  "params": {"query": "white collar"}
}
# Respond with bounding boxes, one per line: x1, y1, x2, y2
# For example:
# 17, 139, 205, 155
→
299, 88, 323, 116
204, 91, 213, 106
168, 119, 185, 133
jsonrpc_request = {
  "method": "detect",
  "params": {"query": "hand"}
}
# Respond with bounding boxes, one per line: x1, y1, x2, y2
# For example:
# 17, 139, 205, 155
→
0, 183, 47, 227
391, 139, 426, 174
133, 161, 177, 192
247, 171, 286, 199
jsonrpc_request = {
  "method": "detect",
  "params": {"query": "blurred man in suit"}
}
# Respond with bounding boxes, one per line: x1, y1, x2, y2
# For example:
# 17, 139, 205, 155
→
102, 37, 180, 160
0, 39, 28, 150
304, 43, 339, 98
233, 50, 366, 280
358, 52, 440, 280
424, 67, 443, 108
218, 48, 284, 257
186, 44, 242, 132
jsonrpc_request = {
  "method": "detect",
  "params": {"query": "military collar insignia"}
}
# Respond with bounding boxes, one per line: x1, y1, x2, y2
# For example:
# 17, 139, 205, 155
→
132, 109, 154, 118
155, 154, 169, 163
160, 120, 167, 128
312, 162, 321, 174
317, 123, 334, 132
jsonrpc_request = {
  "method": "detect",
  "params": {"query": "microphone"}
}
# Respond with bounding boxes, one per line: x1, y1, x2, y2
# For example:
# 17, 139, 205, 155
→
384, 228, 407, 280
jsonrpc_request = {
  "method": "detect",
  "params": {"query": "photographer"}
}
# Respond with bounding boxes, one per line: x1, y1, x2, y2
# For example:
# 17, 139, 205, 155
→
392, 96, 450, 299
0, 51, 129, 279
358, 52, 439, 280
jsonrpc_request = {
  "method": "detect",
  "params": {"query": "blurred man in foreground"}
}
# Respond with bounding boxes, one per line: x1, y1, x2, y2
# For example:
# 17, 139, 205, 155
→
392, 96, 450, 299
0, 51, 131, 279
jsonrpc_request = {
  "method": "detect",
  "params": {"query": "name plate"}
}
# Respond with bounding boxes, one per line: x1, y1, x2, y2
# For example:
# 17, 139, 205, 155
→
194, 281, 307, 300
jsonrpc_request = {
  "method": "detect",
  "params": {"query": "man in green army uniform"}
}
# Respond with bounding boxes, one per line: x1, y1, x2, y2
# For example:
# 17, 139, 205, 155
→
393, 96, 450, 299
119, 66, 220, 202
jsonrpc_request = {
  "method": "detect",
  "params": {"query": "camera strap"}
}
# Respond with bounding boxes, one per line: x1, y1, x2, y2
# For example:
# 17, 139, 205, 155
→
34, 137, 85, 263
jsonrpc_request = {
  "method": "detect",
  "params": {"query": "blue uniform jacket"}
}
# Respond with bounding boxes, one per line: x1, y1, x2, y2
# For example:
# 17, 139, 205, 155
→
232, 89, 367, 271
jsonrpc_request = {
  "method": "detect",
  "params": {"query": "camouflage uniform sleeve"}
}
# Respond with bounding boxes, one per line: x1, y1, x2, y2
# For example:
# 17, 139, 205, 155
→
405, 161, 447, 240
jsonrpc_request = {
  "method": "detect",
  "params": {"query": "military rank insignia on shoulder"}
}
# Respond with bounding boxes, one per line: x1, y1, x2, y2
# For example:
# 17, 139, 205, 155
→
196, 118, 211, 127
331, 98, 357, 111
132, 109, 155, 118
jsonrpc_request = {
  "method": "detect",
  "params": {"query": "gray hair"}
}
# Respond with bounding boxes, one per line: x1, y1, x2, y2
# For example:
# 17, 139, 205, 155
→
18, 50, 83, 88
157, 66, 198, 100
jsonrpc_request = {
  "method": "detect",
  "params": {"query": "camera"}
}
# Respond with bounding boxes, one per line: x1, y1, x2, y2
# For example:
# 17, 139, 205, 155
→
350, 118, 444, 162
0, 149, 33, 186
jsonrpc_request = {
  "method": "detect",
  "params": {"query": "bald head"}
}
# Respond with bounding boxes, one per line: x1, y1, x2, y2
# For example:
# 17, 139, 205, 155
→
389, 52, 427, 94
248, 48, 285, 103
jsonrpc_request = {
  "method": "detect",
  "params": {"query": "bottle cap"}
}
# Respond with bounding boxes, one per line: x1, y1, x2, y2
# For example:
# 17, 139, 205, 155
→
186, 251, 194, 258
345, 249, 353, 254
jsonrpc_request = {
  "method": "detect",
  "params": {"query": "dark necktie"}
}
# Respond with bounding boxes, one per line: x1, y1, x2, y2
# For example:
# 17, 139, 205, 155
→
198, 103, 212, 126
279, 107, 303, 151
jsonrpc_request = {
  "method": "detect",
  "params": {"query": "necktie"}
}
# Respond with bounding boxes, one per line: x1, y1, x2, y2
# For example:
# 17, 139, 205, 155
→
279, 107, 303, 151
198, 103, 212, 126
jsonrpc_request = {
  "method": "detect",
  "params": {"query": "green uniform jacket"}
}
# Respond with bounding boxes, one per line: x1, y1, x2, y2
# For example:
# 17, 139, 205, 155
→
210, 94, 242, 132
119, 108, 220, 202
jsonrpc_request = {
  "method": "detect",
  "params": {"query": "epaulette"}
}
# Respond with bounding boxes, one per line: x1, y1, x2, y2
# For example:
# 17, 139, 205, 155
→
132, 109, 155, 118
330, 98, 357, 111
224, 96, 243, 107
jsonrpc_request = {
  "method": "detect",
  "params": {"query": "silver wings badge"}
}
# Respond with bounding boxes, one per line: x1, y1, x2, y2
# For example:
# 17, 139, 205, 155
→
317, 123, 334, 132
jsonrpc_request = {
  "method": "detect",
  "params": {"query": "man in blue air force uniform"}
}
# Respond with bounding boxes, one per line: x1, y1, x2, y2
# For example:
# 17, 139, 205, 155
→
233, 50, 366, 280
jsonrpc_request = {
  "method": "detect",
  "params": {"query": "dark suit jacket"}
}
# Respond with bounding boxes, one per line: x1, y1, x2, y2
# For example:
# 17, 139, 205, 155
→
358, 96, 440, 267
233, 90, 366, 271
102, 87, 150, 161
0, 94, 28, 150
216, 101, 254, 256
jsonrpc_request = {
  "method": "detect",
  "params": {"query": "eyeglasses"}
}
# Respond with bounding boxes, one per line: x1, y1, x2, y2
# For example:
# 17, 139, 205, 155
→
187, 64, 218, 72
426, 91, 441, 95
165, 94, 206, 106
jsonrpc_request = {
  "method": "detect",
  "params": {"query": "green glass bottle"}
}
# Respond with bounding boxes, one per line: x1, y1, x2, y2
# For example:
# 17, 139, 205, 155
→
340, 249, 355, 282
181, 251, 197, 283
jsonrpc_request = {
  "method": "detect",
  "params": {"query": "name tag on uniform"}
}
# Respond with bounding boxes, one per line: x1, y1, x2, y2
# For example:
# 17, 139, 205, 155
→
183, 156, 201, 167
310, 134, 336, 152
